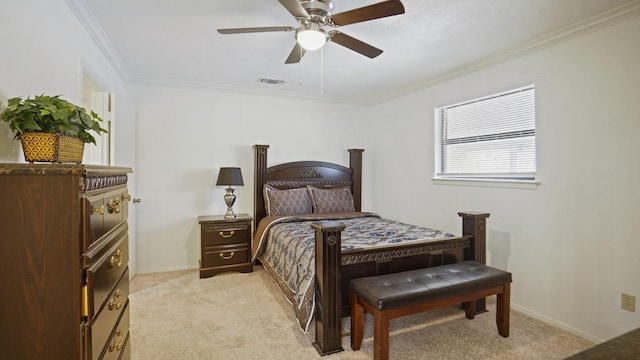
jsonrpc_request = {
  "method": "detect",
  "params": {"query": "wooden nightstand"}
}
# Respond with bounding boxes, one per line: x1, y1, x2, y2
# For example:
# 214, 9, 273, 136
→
198, 214, 253, 278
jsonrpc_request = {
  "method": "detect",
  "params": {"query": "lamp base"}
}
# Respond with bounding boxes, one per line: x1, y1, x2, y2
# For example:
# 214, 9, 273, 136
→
223, 186, 237, 219
224, 209, 237, 219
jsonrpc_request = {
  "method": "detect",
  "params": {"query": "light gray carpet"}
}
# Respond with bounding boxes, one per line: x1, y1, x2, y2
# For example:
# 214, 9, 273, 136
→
129, 266, 593, 359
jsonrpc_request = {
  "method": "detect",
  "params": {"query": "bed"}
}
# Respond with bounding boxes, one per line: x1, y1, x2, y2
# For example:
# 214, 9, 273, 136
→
251, 145, 489, 355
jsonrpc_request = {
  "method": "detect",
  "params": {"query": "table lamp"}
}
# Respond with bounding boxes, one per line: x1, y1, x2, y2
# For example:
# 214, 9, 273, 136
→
216, 167, 244, 219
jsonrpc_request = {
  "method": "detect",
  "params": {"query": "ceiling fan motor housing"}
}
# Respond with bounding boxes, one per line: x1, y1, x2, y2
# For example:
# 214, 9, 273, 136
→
300, 0, 333, 21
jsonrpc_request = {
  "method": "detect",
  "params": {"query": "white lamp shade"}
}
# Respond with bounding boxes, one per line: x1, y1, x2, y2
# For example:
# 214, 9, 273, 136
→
296, 26, 326, 51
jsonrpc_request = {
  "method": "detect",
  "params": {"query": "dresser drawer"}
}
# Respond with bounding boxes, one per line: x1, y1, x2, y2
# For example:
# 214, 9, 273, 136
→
202, 224, 250, 246
88, 269, 129, 360
86, 233, 129, 319
204, 244, 250, 267
118, 333, 130, 360
100, 300, 130, 360
83, 186, 129, 251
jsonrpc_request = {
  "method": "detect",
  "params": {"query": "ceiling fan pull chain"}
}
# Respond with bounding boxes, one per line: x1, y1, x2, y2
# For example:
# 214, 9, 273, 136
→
299, 45, 304, 86
320, 47, 324, 96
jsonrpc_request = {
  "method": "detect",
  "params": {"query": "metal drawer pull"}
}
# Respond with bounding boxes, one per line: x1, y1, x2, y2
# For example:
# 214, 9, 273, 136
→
109, 289, 123, 310
219, 252, 235, 260
219, 230, 234, 238
108, 249, 124, 268
91, 204, 104, 214
109, 329, 124, 352
107, 199, 121, 214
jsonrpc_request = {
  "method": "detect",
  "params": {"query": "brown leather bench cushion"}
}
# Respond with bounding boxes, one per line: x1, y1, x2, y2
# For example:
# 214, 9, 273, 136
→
350, 261, 512, 311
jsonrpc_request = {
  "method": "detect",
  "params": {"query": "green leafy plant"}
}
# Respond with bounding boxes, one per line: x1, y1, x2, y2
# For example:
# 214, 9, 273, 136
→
0, 94, 108, 144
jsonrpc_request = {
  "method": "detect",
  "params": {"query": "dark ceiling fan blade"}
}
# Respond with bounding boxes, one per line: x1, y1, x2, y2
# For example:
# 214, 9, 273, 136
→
285, 43, 306, 64
217, 26, 294, 34
329, 31, 383, 58
278, 0, 309, 18
330, 0, 405, 26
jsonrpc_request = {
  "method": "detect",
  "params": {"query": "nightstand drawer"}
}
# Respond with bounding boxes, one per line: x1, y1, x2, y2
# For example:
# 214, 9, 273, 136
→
205, 245, 250, 267
203, 225, 250, 246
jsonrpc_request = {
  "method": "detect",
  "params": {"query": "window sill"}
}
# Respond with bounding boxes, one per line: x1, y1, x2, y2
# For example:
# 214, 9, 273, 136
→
431, 177, 540, 190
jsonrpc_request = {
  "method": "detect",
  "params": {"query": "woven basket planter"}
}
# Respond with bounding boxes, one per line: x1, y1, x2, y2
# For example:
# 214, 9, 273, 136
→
20, 132, 85, 163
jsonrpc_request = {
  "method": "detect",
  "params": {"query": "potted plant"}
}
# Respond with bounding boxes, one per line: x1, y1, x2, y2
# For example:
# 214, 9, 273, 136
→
1, 94, 108, 163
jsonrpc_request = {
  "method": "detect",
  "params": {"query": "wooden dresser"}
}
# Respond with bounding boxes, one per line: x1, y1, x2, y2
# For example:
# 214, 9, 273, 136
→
0, 164, 132, 360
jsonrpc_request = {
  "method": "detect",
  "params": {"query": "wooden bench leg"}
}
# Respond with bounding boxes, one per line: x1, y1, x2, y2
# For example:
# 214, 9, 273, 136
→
464, 298, 477, 320
351, 293, 364, 350
373, 311, 390, 360
496, 283, 511, 337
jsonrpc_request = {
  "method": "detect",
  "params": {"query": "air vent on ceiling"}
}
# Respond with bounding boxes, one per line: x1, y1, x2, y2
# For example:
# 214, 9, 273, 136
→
258, 77, 286, 85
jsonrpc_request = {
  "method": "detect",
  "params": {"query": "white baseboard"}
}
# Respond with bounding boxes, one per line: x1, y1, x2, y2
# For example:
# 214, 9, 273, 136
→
135, 265, 198, 275
511, 303, 602, 344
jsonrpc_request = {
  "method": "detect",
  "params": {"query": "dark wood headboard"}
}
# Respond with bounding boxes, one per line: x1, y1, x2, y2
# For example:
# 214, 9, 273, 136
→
253, 145, 364, 227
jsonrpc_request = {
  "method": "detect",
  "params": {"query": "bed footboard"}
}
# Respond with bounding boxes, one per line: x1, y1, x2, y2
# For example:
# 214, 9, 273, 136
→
311, 212, 490, 356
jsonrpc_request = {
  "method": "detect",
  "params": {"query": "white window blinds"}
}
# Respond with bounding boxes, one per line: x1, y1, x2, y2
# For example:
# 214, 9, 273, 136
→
437, 85, 536, 180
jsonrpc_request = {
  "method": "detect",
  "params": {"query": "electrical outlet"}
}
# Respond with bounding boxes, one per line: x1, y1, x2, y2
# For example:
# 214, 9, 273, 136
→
621, 293, 636, 312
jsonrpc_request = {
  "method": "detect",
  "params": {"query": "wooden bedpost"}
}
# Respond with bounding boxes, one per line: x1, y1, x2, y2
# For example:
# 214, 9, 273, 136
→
458, 211, 490, 312
348, 149, 364, 212
254, 145, 269, 227
458, 211, 490, 264
311, 221, 346, 356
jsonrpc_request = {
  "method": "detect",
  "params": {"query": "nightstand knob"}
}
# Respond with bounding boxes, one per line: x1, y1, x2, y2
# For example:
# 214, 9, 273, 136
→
219, 252, 235, 260
219, 230, 235, 238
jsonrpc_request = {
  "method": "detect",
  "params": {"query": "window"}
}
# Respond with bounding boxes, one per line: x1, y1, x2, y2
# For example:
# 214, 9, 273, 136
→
436, 85, 536, 181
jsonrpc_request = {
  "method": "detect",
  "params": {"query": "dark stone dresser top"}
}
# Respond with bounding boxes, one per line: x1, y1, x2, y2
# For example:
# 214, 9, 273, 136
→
0, 163, 131, 176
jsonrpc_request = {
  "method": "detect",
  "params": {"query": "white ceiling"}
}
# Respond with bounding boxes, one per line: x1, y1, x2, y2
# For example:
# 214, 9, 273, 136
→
71, 0, 637, 104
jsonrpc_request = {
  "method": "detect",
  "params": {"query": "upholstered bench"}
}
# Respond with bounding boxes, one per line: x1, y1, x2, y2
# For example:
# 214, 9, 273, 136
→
350, 261, 512, 360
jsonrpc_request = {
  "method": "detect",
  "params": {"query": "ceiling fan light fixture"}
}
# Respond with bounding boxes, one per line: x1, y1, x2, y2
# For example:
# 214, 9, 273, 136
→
296, 22, 326, 51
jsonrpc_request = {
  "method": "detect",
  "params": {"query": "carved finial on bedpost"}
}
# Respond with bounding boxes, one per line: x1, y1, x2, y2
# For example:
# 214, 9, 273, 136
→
348, 149, 364, 212
254, 145, 269, 228
458, 211, 490, 264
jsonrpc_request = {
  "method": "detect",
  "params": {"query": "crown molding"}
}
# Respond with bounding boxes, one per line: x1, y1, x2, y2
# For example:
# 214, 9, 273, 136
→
376, 0, 640, 104
64, 0, 130, 81
127, 77, 371, 107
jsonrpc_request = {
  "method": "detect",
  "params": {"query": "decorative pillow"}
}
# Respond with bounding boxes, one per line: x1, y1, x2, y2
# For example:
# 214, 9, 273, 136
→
263, 185, 313, 216
307, 186, 355, 214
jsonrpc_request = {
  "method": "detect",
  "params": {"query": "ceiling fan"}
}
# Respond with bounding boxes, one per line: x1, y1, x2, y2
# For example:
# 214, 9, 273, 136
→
217, 0, 405, 64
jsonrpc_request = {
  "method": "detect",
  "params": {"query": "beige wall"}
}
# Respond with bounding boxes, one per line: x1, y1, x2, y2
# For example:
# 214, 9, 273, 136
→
127, 84, 371, 274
